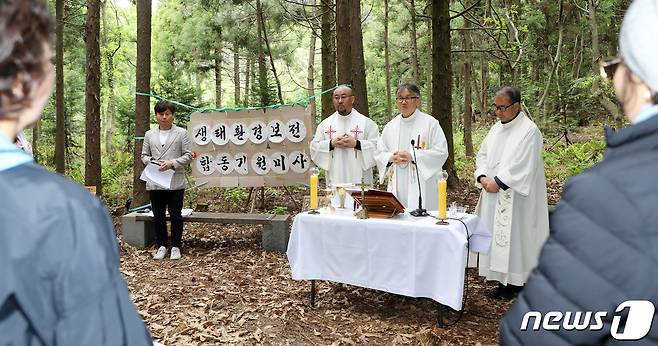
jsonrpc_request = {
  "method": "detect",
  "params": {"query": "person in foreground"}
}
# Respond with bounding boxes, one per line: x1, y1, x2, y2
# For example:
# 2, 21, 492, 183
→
500, 0, 658, 344
0, 1, 152, 344
474, 86, 549, 300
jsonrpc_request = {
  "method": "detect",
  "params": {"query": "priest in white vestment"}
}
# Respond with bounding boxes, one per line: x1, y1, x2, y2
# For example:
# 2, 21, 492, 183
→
474, 86, 549, 300
375, 83, 448, 211
310, 85, 379, 185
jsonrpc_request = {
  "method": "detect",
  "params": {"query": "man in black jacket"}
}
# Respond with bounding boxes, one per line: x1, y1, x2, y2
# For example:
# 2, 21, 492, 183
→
500, 0, 658, 344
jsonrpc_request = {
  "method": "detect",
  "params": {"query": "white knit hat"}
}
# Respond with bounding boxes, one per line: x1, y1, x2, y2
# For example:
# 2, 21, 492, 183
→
619, 0, 658, 92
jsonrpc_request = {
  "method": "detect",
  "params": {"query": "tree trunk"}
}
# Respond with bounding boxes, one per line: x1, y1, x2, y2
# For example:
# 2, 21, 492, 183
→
320, 0, 336, 119
480, 52, 488, 118
432, 0, 457, 186
349, 0, 368, 115
574, 29, 585, 78
256, 0, 269, 106
32, 121, 40, 163
55, 0, 66, 174
462, 19, 474, 157
86, 0, 102, 195
233, 39, 240, 106
426, 40, 432, 109
384, 0, 393, 119
537, 12, 563, 109
102, 0, 116, 159
133, 0, 151, 206
335, 0, 351, 85
259, 7, 284, 104
588, 0, 622, 124
403, 0, 420, 84
244, 56, 251, 105
308, 0, 318, 121
215, 28, 223, 108
336, 0, 368, 114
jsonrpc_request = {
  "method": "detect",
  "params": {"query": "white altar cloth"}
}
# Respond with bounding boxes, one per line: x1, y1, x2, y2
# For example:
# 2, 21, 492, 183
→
287, 209, 491, 310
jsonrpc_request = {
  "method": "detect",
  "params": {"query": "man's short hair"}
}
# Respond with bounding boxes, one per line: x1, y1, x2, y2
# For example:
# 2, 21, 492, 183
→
396, 83, 421, 98
154, 99, 176, 114
335, 85, 354, 95
495, 86, 521, 104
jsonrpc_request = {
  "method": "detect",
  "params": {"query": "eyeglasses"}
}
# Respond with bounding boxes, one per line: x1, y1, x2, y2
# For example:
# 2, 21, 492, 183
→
600, 57, 622, 80
492, 102, 517, 112
396, 96, 419, 103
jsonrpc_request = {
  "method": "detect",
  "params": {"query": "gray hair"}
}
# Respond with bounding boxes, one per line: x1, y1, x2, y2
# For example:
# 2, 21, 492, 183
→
396, 83, 421, 98
619, 0, 658, 93
495, 86, 521, 104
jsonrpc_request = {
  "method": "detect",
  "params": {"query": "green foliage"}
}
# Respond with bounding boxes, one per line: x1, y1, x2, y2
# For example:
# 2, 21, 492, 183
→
101, 151, 134, 206
224, 187, 247, 204
39, 0, 628, 206
544, 139, 606, 179
270, 206, 288, 215
265, 186, 282, 197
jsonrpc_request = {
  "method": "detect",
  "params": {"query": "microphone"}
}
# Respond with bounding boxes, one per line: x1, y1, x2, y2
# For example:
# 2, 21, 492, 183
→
409, 139, 429, 217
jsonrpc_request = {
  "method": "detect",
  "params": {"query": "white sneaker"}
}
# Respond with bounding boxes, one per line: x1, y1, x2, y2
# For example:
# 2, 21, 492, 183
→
153, 246, 167, 260
170, 247, 181, 260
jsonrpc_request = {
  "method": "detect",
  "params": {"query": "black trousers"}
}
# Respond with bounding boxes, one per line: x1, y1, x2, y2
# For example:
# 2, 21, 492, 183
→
149, 189, 185, 248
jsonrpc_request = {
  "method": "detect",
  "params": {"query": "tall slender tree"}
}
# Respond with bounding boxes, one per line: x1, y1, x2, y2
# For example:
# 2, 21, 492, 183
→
256, 0, 269, 106
384, 0, 392, 119
307, 0, 318, 121
402, 0, 420, 84
55, 0, 66, 173
320, 0, 336, 119
133, 0, 151, 206
462, 18, 474, 157
101, 0, 119, 159
336, 0, 368, 115
234, 39, 240, 105
85, 0, 102, 195
215, 27, 223, 108
432, 0, 457, 185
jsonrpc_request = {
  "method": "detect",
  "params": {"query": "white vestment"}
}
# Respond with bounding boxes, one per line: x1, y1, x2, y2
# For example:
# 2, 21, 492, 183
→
375, 109, 448, 210
473, 112, 549, 286
310, 109, 379, 185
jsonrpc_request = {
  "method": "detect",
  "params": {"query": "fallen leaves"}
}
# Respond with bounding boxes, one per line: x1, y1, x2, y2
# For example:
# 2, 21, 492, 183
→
115, 186, 516, 345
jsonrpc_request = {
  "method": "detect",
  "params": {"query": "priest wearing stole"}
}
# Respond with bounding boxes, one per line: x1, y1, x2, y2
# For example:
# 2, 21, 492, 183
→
375, 83, 448, 210
474, 86, 549, 300
310, 85, 380, 185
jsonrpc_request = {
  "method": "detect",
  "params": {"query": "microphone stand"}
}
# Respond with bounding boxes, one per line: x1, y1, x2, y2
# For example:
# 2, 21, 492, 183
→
409, 139, 429, 217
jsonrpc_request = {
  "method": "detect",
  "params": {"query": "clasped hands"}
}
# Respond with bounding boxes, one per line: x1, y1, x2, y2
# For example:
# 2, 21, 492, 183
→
389, 151, 413, 165
331, 133, 358, 148
152, 159, 173, 171
479, 176, 501, 193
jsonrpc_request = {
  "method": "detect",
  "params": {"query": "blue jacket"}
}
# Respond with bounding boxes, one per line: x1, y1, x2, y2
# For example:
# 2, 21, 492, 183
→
500, 114, 658, 345
0, 163, 152, 345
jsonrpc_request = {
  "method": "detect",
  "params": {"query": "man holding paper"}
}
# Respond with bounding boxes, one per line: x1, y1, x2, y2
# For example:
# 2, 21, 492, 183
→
141, 100, 193, 260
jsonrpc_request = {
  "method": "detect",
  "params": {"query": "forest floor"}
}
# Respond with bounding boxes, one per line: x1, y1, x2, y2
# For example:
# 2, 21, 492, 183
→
113, 177, 566, 345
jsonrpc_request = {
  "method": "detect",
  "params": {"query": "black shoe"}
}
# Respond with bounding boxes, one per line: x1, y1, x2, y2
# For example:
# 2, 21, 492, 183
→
488, 284, 518, 301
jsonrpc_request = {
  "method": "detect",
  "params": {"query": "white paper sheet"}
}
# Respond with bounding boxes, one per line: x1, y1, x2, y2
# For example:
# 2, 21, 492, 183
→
140, 163, 175, 189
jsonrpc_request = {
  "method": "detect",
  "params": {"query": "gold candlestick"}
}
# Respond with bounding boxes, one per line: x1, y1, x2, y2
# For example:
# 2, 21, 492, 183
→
354, 178, 369, 219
